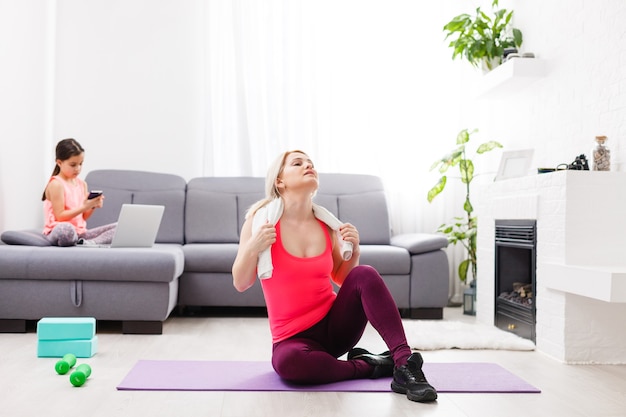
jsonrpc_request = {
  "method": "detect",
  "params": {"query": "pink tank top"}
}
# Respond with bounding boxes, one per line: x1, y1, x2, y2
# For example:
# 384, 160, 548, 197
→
261, 219, 336, 343
43, 176, 88, 235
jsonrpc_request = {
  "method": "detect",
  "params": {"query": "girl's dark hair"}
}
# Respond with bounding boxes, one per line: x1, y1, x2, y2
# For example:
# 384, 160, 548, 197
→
41, 138, 85, 201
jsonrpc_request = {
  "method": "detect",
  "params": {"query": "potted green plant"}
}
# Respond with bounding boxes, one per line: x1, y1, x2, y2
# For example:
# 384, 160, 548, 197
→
443, 0, 523, 71
427, 129, 502, 286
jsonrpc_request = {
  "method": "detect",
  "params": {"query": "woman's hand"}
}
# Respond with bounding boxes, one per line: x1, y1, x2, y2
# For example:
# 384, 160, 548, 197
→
248, 222, 276, 254
233, 218, 275, 292
331, 222, 361, 286
339, 222, 360, 251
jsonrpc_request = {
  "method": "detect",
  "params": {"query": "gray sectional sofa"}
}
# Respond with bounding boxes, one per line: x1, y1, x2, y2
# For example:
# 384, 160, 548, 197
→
0, 170, 449, 334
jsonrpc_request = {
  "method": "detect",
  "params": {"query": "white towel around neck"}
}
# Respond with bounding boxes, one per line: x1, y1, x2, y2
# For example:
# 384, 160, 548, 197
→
251, 199, 353, 279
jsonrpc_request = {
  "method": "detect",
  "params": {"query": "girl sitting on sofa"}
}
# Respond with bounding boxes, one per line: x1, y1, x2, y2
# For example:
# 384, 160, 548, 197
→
41, 138, 116, 246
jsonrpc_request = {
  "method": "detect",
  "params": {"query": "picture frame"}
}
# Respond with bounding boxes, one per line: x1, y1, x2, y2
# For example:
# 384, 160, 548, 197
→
494, 149, 534, 181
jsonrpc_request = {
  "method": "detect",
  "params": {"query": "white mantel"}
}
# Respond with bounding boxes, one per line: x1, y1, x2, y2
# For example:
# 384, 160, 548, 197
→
475, 170, 626, 364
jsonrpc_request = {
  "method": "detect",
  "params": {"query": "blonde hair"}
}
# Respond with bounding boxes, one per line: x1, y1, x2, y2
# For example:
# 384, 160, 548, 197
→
245, 149, 310, 218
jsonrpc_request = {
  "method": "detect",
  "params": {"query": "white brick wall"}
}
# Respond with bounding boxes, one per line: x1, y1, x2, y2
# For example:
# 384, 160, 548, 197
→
475, 170, 626, 363
466, 1, 626, 176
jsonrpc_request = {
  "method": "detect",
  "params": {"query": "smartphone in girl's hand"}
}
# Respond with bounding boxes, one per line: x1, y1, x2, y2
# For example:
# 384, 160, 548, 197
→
88, 190, 103, 200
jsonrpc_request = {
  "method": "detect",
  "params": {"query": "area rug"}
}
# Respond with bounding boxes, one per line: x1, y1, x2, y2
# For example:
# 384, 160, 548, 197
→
116, 360, 540, 393
404, 320, 536, 351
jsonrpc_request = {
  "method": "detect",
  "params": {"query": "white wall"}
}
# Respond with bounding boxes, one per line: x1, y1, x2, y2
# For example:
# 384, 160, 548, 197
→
0, 0, 471, 233
1, 0, 625, 236
53, 0, 205, 177
475, 0, 626, 171
0, 0, 206, 231
0, 1, 53, 230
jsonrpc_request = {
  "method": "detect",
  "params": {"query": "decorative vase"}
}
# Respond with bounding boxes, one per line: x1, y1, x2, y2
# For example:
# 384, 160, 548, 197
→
591, 135, 611, 171
481, 57, 501, 73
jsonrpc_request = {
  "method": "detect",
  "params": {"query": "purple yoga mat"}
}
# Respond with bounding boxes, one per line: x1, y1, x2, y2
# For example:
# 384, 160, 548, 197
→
116, 360, 540, 393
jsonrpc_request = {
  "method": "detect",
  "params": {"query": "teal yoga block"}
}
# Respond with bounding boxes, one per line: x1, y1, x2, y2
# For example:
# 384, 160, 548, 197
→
37, 317, 96, 341
37, 336, 98, 358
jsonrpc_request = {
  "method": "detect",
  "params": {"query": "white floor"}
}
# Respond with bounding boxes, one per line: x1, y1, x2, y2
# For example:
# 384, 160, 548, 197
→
2, 307, 625, 417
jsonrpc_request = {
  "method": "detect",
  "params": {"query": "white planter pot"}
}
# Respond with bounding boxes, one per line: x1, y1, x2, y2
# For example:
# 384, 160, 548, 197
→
481, 57, 501, 73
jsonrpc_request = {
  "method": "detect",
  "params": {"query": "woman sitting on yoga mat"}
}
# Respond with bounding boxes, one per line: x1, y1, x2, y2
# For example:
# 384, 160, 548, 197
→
232, 150, 437, 403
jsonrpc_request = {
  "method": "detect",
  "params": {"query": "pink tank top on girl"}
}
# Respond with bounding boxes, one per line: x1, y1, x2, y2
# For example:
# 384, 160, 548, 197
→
261, 219, 336, 343
43, 176, 88, 235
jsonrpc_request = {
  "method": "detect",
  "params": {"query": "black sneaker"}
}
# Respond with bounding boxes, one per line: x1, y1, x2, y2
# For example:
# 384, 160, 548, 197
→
391, 353, 438, 402
348, 347, 393, 379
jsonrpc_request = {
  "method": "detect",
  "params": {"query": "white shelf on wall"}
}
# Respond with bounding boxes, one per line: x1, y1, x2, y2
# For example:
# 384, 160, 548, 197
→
476, 58, 546, 99
541, 263, 626, 303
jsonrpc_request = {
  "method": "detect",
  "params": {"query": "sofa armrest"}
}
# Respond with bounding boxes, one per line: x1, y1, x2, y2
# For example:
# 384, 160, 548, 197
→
390, 233, 448, 255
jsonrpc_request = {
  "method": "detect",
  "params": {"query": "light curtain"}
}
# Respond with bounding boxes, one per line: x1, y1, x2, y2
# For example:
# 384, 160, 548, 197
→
202, 0, 477, 302
203, 0, 323, 176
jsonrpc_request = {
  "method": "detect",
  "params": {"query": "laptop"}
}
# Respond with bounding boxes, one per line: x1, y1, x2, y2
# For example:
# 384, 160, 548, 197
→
80, 204, 165, 248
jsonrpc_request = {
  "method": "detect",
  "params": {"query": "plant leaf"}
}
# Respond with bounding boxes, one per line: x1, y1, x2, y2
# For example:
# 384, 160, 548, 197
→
478, 10, 491, 24
513, 28, 523, 47
427, 176, 447, 202
427, 128, 502, 284
437, 224, 454, 234
443, 14, 471, 33
476, 141, 503, 153
459, 259, 470, 282
463, 197, 474, 213
433, 149, 464, 173
456, 129, 470, 145
443, 0, 522, 72
460, 160, 474, 184
503, 10, 513, 26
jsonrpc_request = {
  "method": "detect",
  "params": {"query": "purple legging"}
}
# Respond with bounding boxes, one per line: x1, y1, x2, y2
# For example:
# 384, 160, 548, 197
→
271, 265, 412, 384
44, 222, 117, 246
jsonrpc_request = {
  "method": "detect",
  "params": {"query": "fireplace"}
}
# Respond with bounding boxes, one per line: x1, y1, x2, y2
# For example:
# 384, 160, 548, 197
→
494, 219, 536, 342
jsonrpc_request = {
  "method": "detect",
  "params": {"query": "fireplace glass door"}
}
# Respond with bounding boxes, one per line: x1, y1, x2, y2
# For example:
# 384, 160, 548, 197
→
494, 219, 537, 342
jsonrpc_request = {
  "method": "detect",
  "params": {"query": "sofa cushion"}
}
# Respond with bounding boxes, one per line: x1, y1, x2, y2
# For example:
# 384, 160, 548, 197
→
316, 174, 391, 245
391, 233, 449, 254
85, 170, 187, 244
185, 190, 239, 243
311, 194, 338, 215
182, 243, 239, 272
1, 230, 51, 246
0, 244, 184, 283
185, 177, 264, 243
359, 245, 410, 275
134, 190, 186, 243
337, 192, 390, 244
185, 174, 390, 245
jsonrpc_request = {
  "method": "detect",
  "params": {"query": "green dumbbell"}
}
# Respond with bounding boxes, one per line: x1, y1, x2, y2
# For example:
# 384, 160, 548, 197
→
69, 364, 92, 387
54, 353, 77, 375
